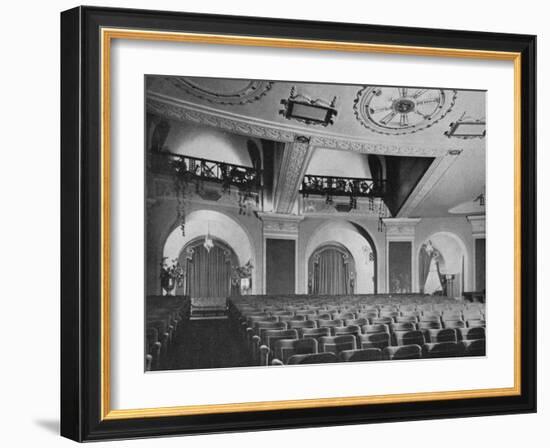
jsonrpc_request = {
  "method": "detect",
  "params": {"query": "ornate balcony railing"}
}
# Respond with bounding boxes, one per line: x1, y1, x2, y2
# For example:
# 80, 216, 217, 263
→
300, 174, 386, 199
149, 151, 261, 191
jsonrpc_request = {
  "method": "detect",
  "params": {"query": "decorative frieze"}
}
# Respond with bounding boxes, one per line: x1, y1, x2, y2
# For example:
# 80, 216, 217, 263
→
258, 212, 304, 238
382, 218, 421, 238
467, 215, 486, 237
273, 139, 314, 214
147, 94, 448, 157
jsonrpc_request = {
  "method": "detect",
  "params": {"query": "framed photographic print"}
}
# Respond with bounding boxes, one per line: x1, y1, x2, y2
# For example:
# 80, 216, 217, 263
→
60, 6, 537, 442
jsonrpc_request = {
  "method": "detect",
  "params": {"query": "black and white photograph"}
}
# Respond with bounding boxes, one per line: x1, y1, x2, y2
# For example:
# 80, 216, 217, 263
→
145, 75, 487, 371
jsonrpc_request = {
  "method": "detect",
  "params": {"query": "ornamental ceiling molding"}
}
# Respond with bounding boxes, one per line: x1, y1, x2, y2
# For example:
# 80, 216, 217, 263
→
273, 140, 314, 214
396, 151, 462, 218
147, 96, 296, 142
307, 135, 446, 157
353, 86, 458, 136
147, 93, 448, 157
166, 77, 273, 105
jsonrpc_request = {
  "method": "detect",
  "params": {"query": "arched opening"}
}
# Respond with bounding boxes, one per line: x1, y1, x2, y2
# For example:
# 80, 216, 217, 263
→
308, 243, 356, 295
179, 237, 239, 297
418, 232, 467, 298
163, 209, 256, 294
304, 220, 377, 294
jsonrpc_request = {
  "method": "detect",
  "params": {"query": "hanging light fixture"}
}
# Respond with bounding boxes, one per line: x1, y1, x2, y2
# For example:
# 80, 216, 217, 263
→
203, 222, 214, 253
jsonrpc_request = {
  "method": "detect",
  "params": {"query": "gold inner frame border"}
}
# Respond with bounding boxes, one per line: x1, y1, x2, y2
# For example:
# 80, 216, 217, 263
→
99, 27, 522, 421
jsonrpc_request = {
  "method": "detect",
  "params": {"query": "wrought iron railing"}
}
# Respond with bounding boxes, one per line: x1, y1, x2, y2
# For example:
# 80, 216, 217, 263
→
149, 151, 261, 190
300, 174, 386, 198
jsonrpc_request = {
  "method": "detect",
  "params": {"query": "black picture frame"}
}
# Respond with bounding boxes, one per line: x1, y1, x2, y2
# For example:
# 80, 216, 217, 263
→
61, 5, 536, 442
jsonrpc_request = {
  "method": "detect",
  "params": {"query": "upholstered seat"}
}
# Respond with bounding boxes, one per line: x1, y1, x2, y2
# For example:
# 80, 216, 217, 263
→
396, 315, 419, 324
278, 314, 305, 323
382, 344, 422, 360
301, 327, 331, 342
420, 313, 442, 323
467, 319, 486, 328
362, 324, 390, 335
333, 325, 361, 337
443, 319, 466, 329
339, 348, 382, 362
390, 322, 416, 333
333, 312, 356, 321
428, 328, 457, 343
272, 338, 318, 364
344, 317, 369, 327
258, 329, 299, 366
287, 319, 317, 332
371, 317, 393, 325
461, 339, 486, 356
319, 335, 357, 355
458, 326, 485, 341
287, 352, 339, 365
394, 330, 425, 346
422, 342, 462, 358
358, 332, 390, 350
317, 319, 344, 335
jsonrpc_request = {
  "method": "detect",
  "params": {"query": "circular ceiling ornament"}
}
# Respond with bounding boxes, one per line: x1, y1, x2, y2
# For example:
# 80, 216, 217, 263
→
353, 86, 457, 135
168, 77, 273, 106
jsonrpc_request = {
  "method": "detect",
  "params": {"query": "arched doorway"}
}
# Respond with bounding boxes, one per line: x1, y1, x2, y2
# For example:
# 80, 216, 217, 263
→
179, 238, 239, 297
418, 232, 467, 297
308, 244, 356, 295
304, 220, 377, 294
163, 209, 256, 294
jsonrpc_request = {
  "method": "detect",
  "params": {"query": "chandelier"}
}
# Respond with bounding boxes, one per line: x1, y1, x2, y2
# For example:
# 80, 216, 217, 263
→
203, 222, 214, 253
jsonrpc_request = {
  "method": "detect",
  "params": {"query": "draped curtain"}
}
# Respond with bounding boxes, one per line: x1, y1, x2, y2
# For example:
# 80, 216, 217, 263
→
311, 247, 353, 295
185, 244, 232, 298
418, 246, 433, 293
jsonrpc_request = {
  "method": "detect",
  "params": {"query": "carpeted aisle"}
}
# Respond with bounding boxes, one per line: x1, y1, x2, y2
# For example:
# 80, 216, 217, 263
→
164, 318, 253, 371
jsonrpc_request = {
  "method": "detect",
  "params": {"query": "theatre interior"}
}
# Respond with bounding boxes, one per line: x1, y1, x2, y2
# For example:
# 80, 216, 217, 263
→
145, 76, 487, 371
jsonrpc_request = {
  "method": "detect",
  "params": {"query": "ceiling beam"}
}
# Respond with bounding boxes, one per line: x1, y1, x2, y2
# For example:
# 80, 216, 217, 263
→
396, 150, 462, 217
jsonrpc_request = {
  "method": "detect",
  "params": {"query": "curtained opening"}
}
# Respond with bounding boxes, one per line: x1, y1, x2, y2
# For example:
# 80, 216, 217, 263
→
181, 239, 238, 297
309, 244, 355, 295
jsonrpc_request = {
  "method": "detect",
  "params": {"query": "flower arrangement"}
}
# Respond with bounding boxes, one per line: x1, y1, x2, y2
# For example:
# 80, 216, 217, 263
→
160, 257, 185, 293
231, 260, 254, 285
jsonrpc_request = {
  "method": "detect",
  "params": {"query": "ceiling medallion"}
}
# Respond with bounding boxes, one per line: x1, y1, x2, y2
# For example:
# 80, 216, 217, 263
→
168, 77, 273, 105
354, 86, 458, 135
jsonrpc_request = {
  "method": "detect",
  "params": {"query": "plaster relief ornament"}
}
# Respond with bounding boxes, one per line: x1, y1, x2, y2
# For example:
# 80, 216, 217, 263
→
354, 86, 457, 135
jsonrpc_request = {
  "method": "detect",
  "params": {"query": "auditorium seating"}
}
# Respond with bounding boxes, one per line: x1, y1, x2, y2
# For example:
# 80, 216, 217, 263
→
422, 342, 463, 358
272, 338, 318, 364
229, 294, 486, 366
287, 352, 339, 364
145, 296, 189, 370
319, 335, 357, 355
340, 348, 382, 362
383, 345, 422, 360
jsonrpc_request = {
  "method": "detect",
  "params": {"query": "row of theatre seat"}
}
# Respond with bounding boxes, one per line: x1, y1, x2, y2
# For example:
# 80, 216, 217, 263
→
229, 294, 486, 367
145, 296, 188, 370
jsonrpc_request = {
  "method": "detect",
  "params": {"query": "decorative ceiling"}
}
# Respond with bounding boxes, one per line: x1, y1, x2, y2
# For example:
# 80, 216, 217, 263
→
167, 77, 273, 105
146, 75, 486, 218
353, 86, 457, 136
